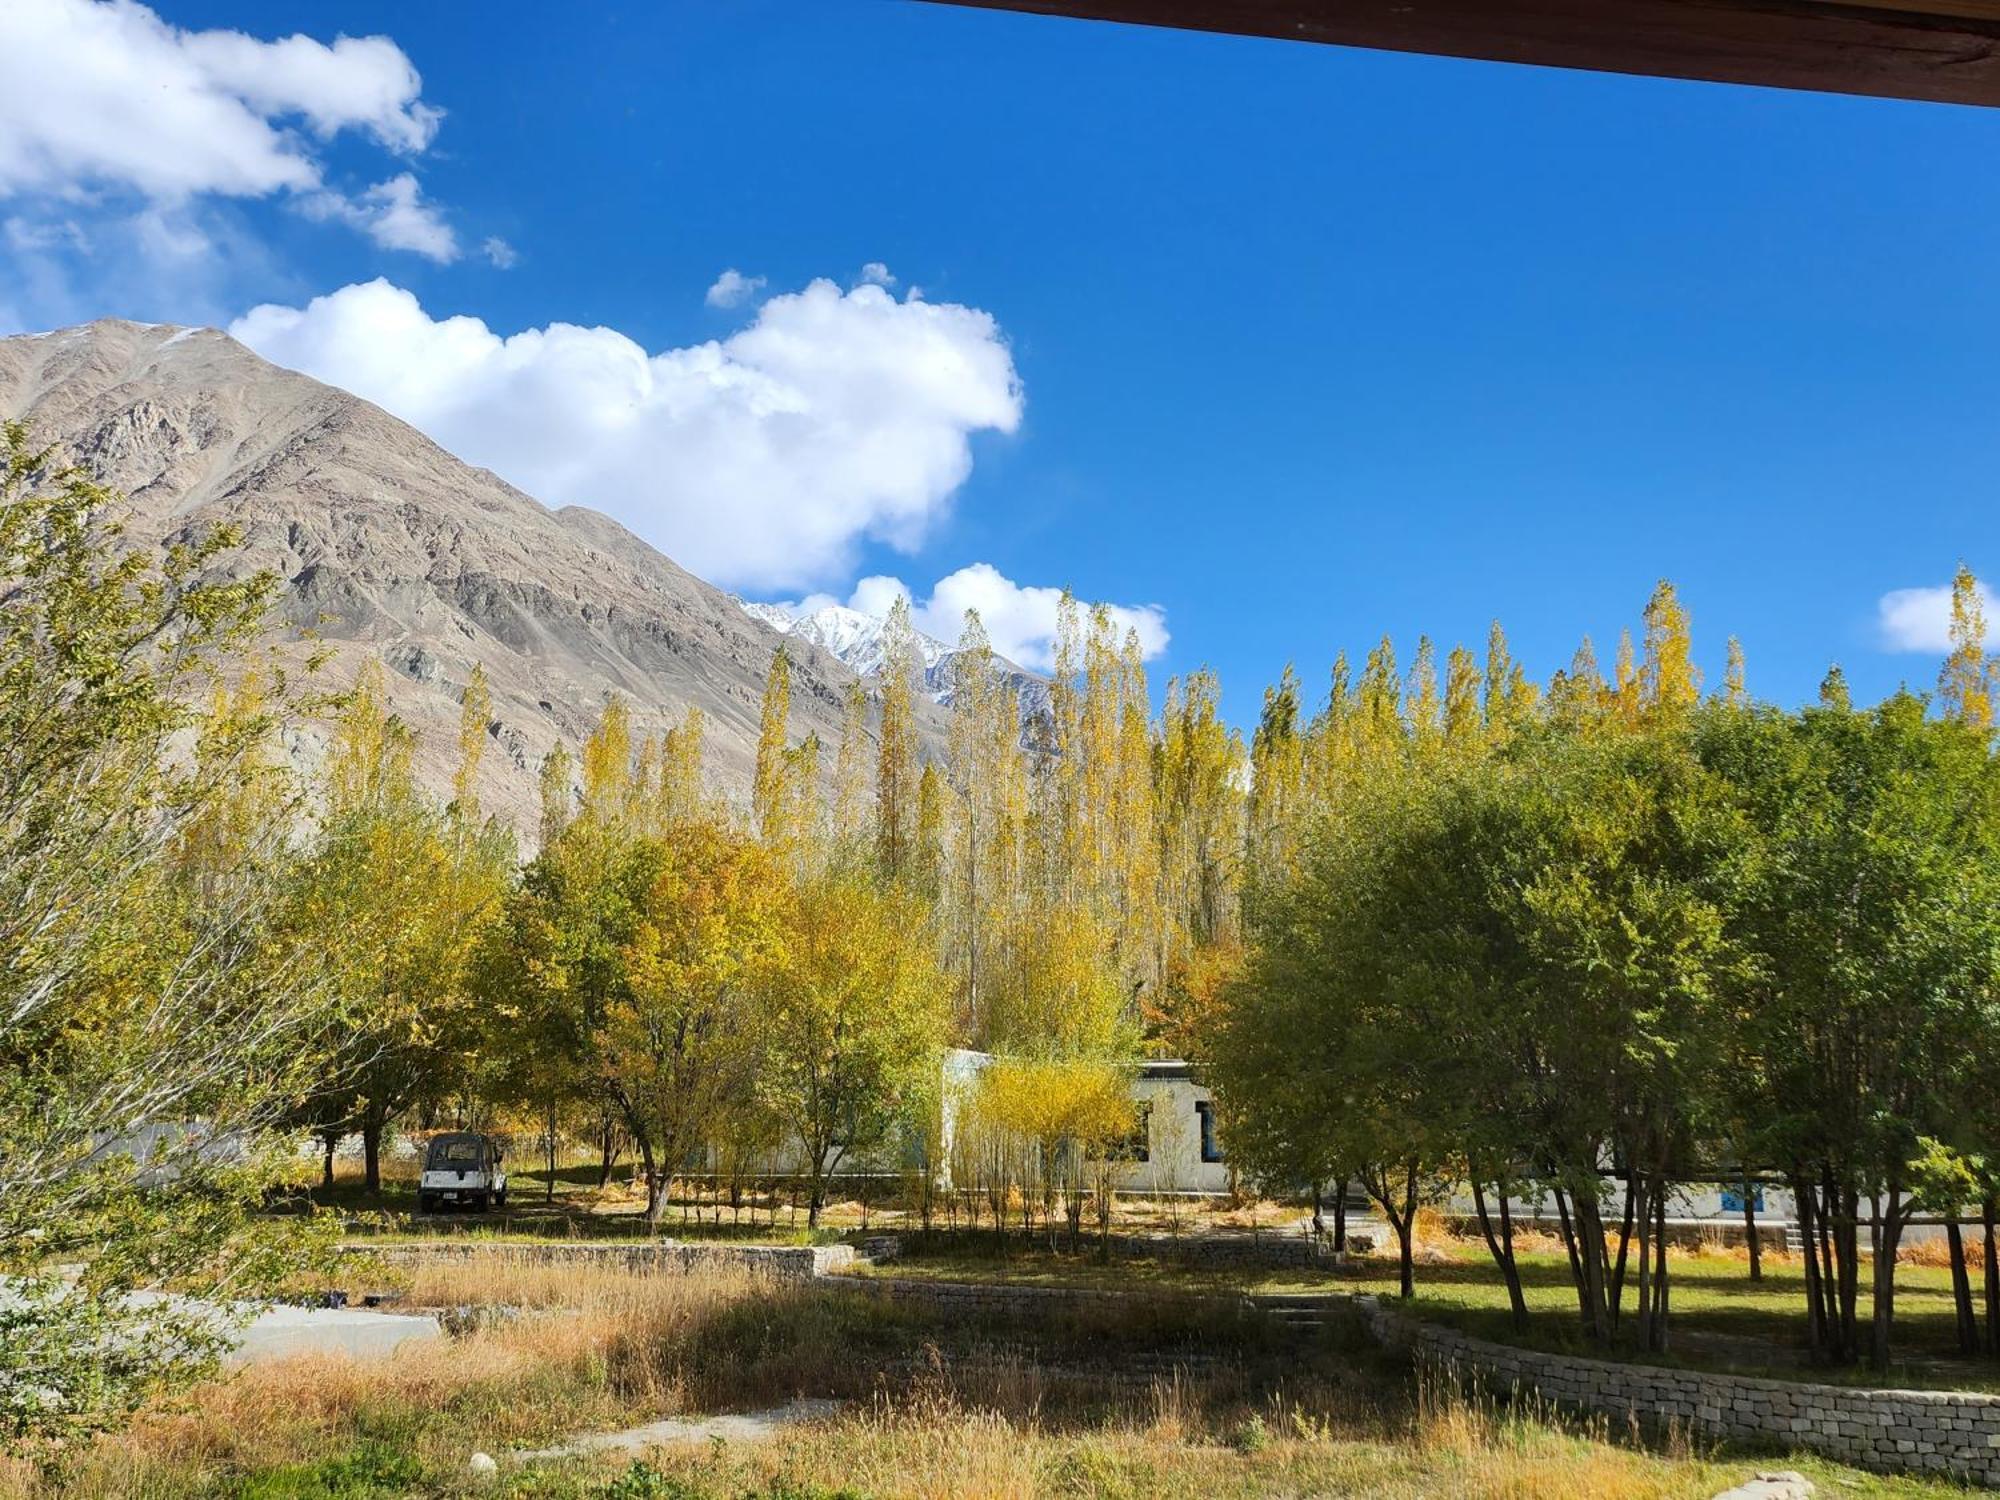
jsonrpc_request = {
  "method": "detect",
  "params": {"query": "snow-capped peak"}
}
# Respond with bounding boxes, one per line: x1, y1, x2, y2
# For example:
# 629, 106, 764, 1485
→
733, 596, 1048, 719
736, 599, 951, 676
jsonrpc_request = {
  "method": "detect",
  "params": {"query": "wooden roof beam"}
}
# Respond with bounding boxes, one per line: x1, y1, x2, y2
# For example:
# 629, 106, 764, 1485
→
919, 1, 2000, 108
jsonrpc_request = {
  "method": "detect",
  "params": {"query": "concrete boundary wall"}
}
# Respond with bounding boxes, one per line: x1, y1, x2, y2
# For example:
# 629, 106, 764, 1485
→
1353, 1296, 2000, 1485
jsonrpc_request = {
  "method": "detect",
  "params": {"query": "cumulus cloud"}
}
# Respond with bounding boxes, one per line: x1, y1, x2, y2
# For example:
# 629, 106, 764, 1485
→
1879, 579, 1996, 653
704, 268, 766, 309
859, 261, 896, 288
231, 276, 1024, 591
792, 566, 1170, 672
0, 0, 453, 261
298, 172, 456, 261
481, 236, 517, 269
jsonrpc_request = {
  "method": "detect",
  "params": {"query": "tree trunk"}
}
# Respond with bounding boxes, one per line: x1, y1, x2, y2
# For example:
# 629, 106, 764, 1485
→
1552, 1186, 1583, 1311
1984, 1196, 2000, 1358
321, 1132, 337, 1190
597, 1118, 619, 1189
1633, 1175, 1655, 1347
1471, 1178, 1528, 1329
1948, 1217, 1980, 1356
1743, 1176, 1763, 1282
1569, 1192, 1615, 1343
1794, 1173, 1830, 1362
1363, 1163, 1418, 1299
1395, 1208, 1414, 1298
1649, 1183, 1671, 1354
1836, 1181, 1861, 1364
545, 1105, 559, 1205
362, 1108, 384, 1196
1609, 1168, 1639, 1328
1334, 1182, 1348, 1254
1869, 1190, 1904, 1374
1616, 1173, 1645, 1334
639, 1136, 664, 1228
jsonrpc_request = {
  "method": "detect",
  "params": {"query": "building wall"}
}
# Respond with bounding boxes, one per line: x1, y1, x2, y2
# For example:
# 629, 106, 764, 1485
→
1113, 1072, 1231, 1196
938, 1049, 1232, 1197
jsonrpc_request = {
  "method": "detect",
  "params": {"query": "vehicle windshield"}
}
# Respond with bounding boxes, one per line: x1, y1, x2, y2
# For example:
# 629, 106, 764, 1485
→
427, 1139, 481, 1168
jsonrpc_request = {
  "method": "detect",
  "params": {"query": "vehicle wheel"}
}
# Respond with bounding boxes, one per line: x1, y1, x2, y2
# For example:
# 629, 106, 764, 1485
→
473, 1192, 490, 1213
495, 1190, 508, 1209
418, 1193, 434, 1214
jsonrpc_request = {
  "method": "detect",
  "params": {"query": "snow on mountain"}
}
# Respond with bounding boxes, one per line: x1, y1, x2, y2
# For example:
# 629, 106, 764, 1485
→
736, 598, 1050, 722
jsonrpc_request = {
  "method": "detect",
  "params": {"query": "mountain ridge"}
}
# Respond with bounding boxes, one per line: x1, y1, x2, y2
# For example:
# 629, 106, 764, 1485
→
0, 317, 928, 839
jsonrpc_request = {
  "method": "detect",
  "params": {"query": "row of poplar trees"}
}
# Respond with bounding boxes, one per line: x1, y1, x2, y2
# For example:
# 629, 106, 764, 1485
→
314, 592, 1251, 1233
1208, 568, 2000, 1375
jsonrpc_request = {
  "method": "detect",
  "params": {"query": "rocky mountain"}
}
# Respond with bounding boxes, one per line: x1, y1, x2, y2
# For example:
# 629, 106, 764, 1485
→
0, 318, 919, 840
736, 598, 1053, 724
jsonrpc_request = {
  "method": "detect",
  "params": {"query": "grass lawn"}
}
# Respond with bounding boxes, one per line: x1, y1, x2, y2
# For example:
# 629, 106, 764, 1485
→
0, 1251, 1965, 1499
862, 1237, 2000, 1392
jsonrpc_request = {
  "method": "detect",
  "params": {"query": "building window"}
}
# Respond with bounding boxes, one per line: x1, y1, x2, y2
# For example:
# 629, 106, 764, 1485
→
1195, 1100, 1222, 1164
1118, 1102, 1151, 1163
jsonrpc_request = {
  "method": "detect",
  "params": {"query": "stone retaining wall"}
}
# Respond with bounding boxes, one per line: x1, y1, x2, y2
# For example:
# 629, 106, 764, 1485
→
1354, 1296, 2000, 1485
896, 1230, 1348, 1269
821, 1272, 1140, 1317
354, 1240, 855, 1283
1106, 1232, 1338, 1268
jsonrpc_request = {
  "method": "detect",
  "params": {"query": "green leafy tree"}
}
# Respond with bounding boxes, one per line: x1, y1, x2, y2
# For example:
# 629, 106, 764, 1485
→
0, 424, 341, 1442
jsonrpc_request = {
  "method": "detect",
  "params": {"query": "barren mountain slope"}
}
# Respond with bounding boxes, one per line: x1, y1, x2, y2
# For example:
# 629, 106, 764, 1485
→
0, 318, 889, 838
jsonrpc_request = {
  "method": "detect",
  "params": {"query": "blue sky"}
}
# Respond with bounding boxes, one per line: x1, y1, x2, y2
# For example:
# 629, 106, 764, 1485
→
3, 0, 1997, 723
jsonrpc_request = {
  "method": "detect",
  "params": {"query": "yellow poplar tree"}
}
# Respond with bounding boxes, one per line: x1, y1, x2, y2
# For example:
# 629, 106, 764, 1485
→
754, 870, 948, 1225
609, 821, 786, 1226
876, 596, 922, 878
453, 663, 492, 821
1640, 579, 1699, 715
831, 681, 871, 856
1938, 562, 1994, 732
1722, 637, 1748, 708
753, 646, 794, 844
1442, 643, 1482, 755
945, 610, 1024, 1039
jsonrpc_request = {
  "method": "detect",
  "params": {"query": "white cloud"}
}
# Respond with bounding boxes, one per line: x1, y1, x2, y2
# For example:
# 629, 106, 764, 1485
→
231, 275, 1024, 591
797, 566, 1170, 672
1878, 579, 1996, 653
704, 268, 766, 309
0, 0, 440, 199
300, 173, 457, 262
482, 236, 517, 269
4, 216, 88, 254
0, 0, 454, 266
859, 261, 896, 288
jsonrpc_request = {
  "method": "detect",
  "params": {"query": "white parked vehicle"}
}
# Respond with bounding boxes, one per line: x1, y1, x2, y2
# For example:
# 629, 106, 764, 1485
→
417, 1132, 507, 1214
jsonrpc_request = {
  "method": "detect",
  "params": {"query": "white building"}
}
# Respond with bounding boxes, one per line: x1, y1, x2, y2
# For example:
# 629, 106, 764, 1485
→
940, 1049, 1231, 1197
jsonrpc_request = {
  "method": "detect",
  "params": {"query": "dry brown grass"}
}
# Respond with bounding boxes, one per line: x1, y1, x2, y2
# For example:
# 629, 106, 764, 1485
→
608, 1367, 1760, 1500
0, 1251, 1944, 1500
0, 1261, 796, 1499
1896, 1234, 1970, 1271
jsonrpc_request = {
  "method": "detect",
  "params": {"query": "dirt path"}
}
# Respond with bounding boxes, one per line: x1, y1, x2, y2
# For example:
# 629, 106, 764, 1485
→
512, 1398, 843, 1463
